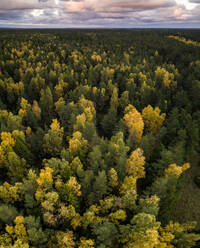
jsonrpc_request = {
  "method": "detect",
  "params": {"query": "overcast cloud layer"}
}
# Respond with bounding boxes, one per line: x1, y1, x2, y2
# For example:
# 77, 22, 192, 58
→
0, 0, 200, 28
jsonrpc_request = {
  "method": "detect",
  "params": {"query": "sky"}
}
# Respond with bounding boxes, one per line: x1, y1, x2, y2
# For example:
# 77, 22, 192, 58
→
0, 0, 200, 28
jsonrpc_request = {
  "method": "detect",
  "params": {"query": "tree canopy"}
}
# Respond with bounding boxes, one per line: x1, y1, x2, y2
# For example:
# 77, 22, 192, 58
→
0, 28, 200, 247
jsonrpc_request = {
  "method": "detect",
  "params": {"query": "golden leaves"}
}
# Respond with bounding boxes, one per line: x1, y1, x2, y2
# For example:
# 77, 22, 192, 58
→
18, 98, 31, 118
142, 105, 166, 135
124, 105, 144, 143
78, 237, 95, 248
71, 213, 82, 230
91, 52, 102, 63
55, 80, 68, 97
165, 163, 190, 177
79, 98, 96, 121
66, 177, 81, 197
120, 176, 137, 195
68, 131, 88, 158
56, 230, 75, 248
108, 168, 118, 189
6, 216, 28, 244
126, 148, 145, 179
0, 182, 23, 204
36, 167, 53, 188
51, 119, 62, 133
155, 67, 175, 88
1, 132, 15, 150
109, 209, 126, 225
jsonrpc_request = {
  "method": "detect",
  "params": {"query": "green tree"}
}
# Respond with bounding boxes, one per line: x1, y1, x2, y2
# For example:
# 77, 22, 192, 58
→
7, 152, 28, 180
39, 87, 53, 124
24, 216, 47, 246
93, 170, 107, 202
92, 222, 117, 248
43, 119, 64, 157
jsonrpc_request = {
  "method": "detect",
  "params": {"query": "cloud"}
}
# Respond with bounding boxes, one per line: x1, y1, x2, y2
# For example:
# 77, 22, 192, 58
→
189, 0, 200, 3
0, 0, 55, 10
61, 0, 176, 14
60, 0, 180, 24
0, 0, 200, 28
59, 0, 82, 1
38, 0, 49, 2
104, 0, 176, 12
0, 10, 23, 20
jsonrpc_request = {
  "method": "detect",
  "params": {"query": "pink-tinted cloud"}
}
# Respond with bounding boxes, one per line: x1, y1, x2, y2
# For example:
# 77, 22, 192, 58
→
0, 0, 55, 10
62, 0, 176, 13
0, 0, 200, 28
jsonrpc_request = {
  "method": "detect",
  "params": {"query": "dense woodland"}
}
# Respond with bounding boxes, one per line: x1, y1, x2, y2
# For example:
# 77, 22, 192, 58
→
0, 29, 200, 247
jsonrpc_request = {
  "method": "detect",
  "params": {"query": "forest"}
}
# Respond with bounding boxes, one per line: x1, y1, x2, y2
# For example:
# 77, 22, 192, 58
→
0, 28, 200, 247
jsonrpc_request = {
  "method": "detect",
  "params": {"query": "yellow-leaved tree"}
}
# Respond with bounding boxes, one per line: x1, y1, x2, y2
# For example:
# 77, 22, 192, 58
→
123, 105, 144, 143
126, 148, 145, 179
142, 105, 166, 135
165, 163, 190, 178
43, 119, 64, 156
0, 132, 15, 169
68, 131, 88, 159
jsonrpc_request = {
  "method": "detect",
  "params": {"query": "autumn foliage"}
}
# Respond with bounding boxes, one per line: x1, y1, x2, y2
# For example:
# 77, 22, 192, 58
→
0, 29, 199, 248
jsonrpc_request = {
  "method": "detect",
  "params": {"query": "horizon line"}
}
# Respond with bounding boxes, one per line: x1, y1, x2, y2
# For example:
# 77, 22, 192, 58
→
0, 27, 200, 30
